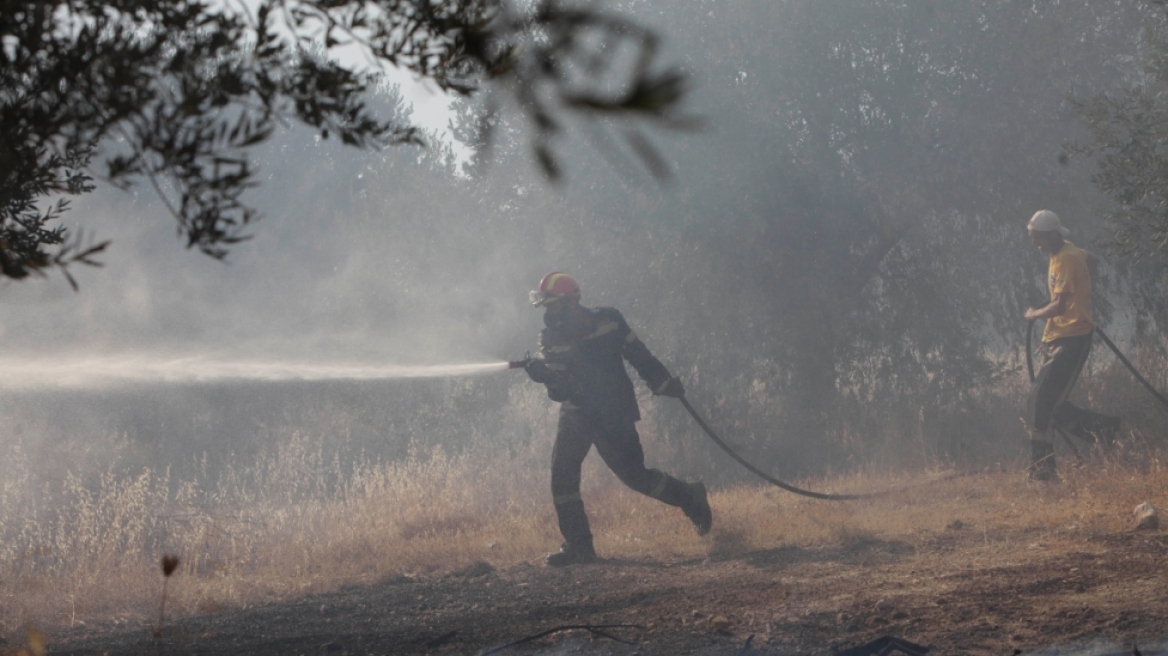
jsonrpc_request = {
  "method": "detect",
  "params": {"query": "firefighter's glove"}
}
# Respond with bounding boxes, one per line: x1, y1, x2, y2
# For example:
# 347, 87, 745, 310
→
655, 376, 686, 398
524, 359, 554, 384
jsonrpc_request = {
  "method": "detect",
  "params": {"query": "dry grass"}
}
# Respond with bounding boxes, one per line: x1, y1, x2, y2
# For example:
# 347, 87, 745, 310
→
2, 421, 1167, 639
594, 448, 1168, 562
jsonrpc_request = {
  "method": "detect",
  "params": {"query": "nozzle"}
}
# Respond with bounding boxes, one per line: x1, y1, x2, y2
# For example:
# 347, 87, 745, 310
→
508, 351, 533, 369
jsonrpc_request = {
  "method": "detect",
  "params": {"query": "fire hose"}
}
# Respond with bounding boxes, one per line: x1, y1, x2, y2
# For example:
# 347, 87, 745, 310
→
505, 319, 1167, 501
509, 355, 876, 501
676, 395, 875, 500
1092, 328, 1168, 409
677, 321, 1166, 492
1025, 321, 1168, 458
1026, 321, 1168, 409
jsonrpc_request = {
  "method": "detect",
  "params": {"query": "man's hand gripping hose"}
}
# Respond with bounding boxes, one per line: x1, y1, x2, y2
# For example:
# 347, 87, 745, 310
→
509, 352, 554, 384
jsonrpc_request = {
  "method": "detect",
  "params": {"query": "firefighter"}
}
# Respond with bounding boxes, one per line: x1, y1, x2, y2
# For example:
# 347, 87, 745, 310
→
1023, 210, 1118, 480
522, 272, 712, 566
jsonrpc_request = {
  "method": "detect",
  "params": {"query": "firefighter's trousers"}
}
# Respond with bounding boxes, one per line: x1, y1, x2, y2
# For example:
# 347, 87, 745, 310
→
1028, 333, 1092, 434
551, 410, 691, 547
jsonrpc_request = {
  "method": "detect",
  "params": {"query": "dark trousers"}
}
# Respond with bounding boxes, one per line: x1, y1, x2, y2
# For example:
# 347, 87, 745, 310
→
1028, 333, 1093, 434
550, 410, 690, 546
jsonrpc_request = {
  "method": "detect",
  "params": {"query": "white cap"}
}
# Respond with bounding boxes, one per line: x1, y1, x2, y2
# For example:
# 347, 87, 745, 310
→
1028, 210, 1069, 237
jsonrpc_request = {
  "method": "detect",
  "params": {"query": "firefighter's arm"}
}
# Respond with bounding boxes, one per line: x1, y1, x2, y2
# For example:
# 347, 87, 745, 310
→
1026, 254, 1075, 321
619, 315, 684, 397
524, 358, 575, 401
532, 331, 577, 401
523, 358, 554, 383
1025, 292, 1069, 321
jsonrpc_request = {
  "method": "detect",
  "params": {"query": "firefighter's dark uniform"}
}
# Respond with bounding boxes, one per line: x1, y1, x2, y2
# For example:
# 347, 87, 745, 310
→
534, 306, 697, 550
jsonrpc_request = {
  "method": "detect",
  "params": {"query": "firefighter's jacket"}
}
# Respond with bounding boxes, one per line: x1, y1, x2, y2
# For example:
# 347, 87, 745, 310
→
537, 306, 672, 427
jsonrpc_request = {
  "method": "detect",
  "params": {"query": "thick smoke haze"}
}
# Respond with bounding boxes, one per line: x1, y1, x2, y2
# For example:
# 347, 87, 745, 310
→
2, 1, 1166, 491
9, 4, 1168, 650
0, 126, 529, 365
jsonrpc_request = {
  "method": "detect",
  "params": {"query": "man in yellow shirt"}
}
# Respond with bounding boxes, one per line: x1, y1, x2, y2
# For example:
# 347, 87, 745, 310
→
1023, 210, 1105, 480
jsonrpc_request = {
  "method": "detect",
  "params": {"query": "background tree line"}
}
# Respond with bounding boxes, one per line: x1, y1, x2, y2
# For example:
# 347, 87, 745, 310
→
3, 0, 1168, 485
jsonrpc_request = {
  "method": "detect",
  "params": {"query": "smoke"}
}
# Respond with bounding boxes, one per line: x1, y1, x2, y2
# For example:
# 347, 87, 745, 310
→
1, 1, 1162, 499
0, 80, 551, 525
6, 6, 1168, 644
0, 132, 535, 361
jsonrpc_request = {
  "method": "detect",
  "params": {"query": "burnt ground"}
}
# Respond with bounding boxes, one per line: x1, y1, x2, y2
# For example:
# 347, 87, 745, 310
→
44, 522, 1168, 656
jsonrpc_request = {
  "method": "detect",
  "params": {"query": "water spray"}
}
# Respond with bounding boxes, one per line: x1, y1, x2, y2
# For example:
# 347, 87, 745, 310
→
1, 349, 882, 500
0, 354, 515, 390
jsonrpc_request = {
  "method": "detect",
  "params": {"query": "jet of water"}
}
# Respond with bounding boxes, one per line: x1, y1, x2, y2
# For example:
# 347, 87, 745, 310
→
0, 355, 512, 390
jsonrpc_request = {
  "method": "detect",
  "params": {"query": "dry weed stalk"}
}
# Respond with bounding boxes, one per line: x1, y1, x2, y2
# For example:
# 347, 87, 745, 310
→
153, 554, 180, 638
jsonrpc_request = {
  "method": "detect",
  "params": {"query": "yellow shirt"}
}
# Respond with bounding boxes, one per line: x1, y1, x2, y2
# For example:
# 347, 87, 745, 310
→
1042, 241, 1094, 342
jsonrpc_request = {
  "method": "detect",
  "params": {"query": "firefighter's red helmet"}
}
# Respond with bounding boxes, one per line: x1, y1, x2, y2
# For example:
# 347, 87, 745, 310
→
530, 272, 580, 306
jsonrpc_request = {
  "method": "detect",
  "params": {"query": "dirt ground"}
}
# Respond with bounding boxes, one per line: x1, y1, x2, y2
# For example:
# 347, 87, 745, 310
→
41, 515, 1168, 656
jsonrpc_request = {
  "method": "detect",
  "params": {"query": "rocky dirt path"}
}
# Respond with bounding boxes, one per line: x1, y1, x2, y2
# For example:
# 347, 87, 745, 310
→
48, 524, 1168, 655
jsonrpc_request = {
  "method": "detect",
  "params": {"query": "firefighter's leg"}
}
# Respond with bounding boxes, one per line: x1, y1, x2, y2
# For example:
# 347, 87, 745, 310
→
1027, 357, 1061, 481
1053, 402, 1091, 440
1026, 335, 1091, 480
1055, 403, 1121, 446
594, 423, 712, 535
549, 412, 596, 563
1027, 433, 1057, 481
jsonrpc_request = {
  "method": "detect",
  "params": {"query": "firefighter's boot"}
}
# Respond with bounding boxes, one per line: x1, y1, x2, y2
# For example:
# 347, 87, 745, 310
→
550, 497, 595, 566
545, 540, 596, 567
1028, 439, 1058, 482
681, 482, 713, 536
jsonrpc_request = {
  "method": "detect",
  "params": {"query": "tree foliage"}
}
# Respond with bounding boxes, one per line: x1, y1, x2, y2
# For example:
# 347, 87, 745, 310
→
6, 1, 1165, 479
438, 0, 1152, 473
1071, 6, 1168, 263
614, 0, 1146, 469
0, 0, 691, 284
